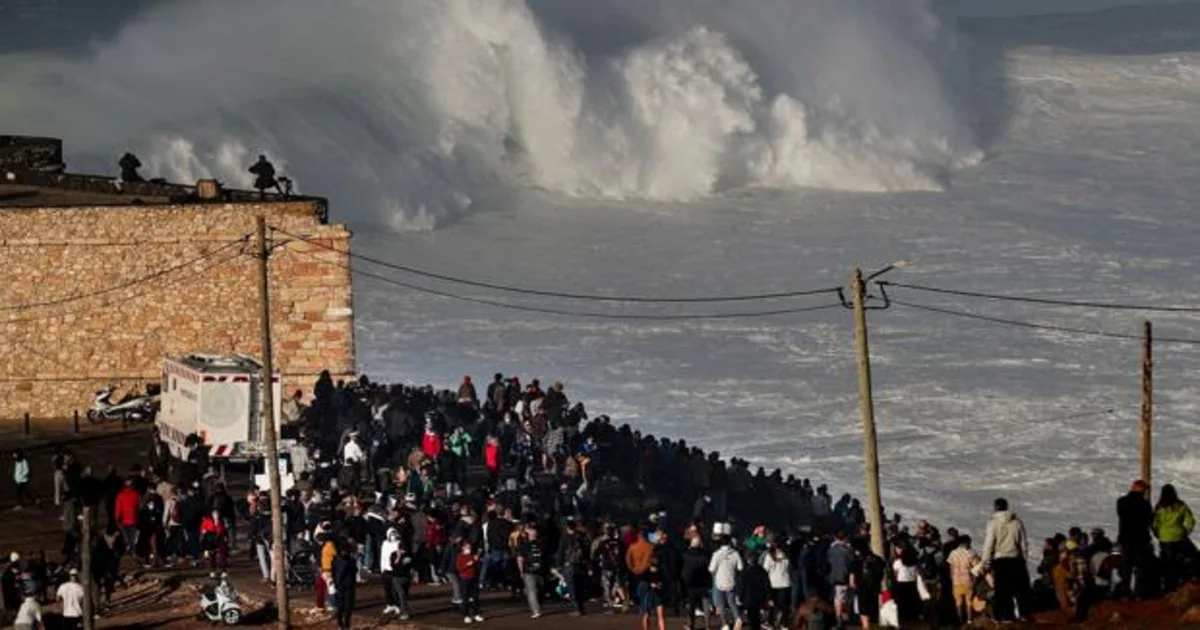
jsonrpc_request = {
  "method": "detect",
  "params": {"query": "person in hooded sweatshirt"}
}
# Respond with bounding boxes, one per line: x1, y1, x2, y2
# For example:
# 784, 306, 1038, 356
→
982, 497, 1031, 622
761, 536, 793, 629
708, 534, 744, 629
380, 527, 412, 619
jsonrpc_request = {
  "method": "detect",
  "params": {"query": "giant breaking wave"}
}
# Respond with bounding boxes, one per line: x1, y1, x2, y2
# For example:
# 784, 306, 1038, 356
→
0, 0, 983, 229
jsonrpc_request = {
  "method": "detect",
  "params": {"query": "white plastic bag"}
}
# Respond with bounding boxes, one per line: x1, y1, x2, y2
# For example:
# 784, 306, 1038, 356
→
879, 599, 900, 628
917, 576, 932, 601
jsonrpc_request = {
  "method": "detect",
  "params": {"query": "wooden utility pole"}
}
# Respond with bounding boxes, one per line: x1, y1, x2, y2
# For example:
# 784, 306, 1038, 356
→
851, 267, 886, 558
81, 505, 94, 630
255, 216, 291, 627
1141, 320, 1153, 495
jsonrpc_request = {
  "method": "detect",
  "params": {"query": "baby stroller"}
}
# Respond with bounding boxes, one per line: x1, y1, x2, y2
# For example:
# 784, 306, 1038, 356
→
287, 548, 315, 590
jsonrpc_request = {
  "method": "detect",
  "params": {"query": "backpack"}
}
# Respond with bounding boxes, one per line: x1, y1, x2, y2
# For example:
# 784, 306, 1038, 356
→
598, 538, 622, 571
565, 533, 586, 566
919, 550, 941, 582
807, 608, 831, 630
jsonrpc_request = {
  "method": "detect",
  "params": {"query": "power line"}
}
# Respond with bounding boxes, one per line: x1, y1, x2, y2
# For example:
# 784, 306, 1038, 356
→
883, 281, 1200, 314
1, 236, 250, 313
0, 237, 250, 248
891, 299, 1200, 346
2, 247, 246, 325
288, 247, 843, 321
271, 226, 841, 304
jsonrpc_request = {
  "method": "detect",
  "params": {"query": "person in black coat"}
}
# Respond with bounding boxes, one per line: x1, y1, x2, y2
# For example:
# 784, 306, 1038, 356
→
680, 537, 712, 629
101, 466, 123, 525
1117, 479, 1155, 597
178, 489, 206, 563
739, 549, 772, 630
652, 530, 683, 615
332, 547, 359, 630
0, 556, 19, 612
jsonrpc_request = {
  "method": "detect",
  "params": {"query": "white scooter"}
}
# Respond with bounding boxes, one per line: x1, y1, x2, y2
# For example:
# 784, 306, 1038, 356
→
87, 383, 157, 424
199, 572, 242, 625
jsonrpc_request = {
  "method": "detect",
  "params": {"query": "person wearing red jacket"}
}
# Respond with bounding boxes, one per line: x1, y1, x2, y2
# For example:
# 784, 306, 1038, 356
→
484, 436, 502, 487
455, 541, 483, 623
199, 510, 229, 569
421, 426, 443, 462
113, 479, 142, 553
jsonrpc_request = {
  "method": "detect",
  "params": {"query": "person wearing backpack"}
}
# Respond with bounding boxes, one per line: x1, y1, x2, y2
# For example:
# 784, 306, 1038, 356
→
917, 538, 946, 625
557, 519, 590, 616
594, 524, 626, 610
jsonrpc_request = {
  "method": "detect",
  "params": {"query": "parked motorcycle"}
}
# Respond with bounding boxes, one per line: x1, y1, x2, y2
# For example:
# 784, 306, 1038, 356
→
198, 572, 242, 625
87, 383, 158, 424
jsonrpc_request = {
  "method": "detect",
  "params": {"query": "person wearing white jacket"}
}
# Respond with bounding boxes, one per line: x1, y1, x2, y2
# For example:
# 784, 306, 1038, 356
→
708, 538, 743, 630
761, 542, 792, 629
380, 528, 411, 618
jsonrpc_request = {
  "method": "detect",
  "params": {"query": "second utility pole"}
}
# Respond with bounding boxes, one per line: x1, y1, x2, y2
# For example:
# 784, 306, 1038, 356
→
851, 267, 886, 559
255, 216, 291, 628
1141, 320, 1153, 497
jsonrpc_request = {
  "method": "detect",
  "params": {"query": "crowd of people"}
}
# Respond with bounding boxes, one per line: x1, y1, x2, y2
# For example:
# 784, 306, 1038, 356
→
2, 370, 1197, 629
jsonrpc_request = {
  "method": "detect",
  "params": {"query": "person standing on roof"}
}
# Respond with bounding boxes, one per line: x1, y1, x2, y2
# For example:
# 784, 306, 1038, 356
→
248, 155, 281, 197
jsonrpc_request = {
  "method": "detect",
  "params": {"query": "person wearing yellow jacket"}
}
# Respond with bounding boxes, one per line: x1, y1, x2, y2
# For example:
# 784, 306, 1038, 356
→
320, 536, 338, 612
1152, 484, 1197, 592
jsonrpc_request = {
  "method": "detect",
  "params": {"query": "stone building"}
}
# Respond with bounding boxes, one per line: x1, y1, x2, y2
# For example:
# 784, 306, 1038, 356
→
0, 136, 355, 420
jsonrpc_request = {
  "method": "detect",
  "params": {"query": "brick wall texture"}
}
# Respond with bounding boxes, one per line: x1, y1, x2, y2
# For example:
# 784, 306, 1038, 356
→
0, 200, 355, 420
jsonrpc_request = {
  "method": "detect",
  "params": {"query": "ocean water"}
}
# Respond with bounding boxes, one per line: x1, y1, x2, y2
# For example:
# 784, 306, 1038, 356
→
4, 0, 1200, 545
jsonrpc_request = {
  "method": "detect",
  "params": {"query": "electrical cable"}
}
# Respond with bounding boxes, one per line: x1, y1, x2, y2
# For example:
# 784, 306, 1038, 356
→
0, 235, 250, 312
883, 281, 1200, 314
289, 247, 843, 321
271, 226, 841, 304
891, 299, 1200, 346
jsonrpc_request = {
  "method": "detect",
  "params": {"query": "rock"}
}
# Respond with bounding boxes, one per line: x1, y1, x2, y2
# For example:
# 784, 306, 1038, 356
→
1169, 581, 1200, 611
1180, 603, 1200, 624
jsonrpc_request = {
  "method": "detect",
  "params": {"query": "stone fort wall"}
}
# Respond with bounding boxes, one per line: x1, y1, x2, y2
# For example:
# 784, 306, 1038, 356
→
0, 201, 355, 419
